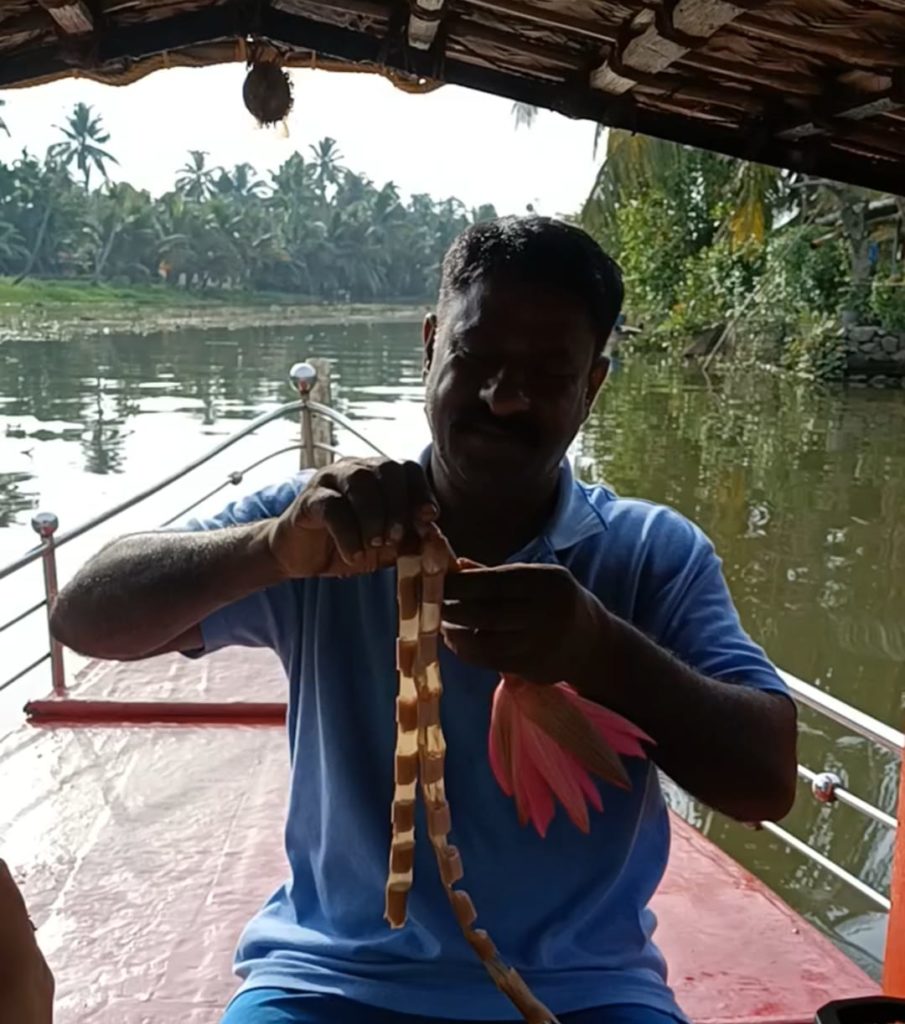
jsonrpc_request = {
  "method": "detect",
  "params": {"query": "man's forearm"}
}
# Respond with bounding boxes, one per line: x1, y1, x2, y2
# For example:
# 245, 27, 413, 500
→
50, 523, 285, 660
570, 609, 798, 822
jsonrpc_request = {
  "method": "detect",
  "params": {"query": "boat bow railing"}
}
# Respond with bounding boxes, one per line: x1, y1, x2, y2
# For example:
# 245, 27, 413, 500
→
0, 361, 902, 992
0, 362, 387, 698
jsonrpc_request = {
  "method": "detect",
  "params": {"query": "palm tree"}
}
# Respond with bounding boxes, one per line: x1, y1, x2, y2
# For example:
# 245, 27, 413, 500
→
580, 129, 785, 252
0, 99, 9, 137
511, 102, 538, 129
0, 125, 498, 301
213, 162, 268, 199
309, 137, 344, 204
81, 183, 155, 284
0, 219, 27, 273
510, 104, 782, 251
175, 150, 217, 201
13, 149, 74, 283
49, 102, 118, 189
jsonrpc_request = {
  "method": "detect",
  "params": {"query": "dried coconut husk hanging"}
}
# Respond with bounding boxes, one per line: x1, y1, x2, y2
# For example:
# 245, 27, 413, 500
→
243, 61, 293, 127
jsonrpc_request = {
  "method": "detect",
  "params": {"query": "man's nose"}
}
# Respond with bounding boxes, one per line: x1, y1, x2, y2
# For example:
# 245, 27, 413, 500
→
479, 368, 531, 417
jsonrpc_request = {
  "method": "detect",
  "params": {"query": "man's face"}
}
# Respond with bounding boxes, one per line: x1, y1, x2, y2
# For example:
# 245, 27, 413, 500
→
423, 273, 608, 493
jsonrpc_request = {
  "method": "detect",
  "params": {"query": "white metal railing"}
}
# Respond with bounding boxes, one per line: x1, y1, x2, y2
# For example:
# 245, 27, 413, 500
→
0, 361, 901, 920
780, 670, 904, 755
756, 671, 903, 911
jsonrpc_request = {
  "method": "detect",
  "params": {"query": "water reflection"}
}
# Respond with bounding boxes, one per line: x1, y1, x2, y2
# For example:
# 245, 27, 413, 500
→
0, 324, 901, 978
582, 359, 904, 976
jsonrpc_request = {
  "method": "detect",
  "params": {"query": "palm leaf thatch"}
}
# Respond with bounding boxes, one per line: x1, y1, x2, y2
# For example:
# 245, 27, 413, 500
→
0, 1, 901, 195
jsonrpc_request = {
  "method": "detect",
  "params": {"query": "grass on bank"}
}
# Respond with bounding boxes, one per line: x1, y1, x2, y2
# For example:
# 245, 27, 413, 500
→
0, 278, 424, 312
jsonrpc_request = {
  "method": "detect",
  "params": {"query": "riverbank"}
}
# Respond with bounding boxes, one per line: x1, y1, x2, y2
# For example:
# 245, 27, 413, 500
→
0, 279, 425, 342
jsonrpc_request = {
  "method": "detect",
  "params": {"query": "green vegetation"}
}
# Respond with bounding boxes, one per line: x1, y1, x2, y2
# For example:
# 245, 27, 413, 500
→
0, 103, 498, 304
514, 104, 903, 380
0, 278, 212, 306
577, 128, 903, 379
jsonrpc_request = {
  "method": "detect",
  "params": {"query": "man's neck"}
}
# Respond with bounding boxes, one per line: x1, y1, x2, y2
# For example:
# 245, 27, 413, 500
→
428, 454, 560, 565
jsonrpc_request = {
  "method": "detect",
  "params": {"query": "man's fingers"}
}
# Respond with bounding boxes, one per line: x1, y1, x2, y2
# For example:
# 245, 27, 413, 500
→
442, 625, 529, 675
303, 486, 364, 565
445, 564, 560, 601
343, 466, 387, 549
376, 459, 409, 545
441, 599, 528, 631
402, 460, 438, 527
305, 458, 437, 554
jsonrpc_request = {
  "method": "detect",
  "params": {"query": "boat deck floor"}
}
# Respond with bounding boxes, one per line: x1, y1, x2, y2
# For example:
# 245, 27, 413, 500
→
1, 648, 877, 1024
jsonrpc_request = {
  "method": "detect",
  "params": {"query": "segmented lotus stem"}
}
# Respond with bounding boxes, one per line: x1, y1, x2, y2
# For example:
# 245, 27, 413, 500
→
386, 527, 559, 1024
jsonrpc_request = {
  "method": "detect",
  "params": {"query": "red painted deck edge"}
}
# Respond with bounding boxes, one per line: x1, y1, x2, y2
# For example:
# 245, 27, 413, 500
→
24, 698, 287, 726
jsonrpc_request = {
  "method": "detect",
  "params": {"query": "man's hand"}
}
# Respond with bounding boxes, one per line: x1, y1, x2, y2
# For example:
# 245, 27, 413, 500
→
268, 458, 438, 579
443, 562, 797, 822
441, 563, 605, 683
0, 860, 54, 1024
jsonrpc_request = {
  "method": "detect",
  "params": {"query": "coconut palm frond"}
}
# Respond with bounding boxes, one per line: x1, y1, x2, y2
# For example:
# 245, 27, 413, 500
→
511, 102, 538, 129
725, 162, 782, 248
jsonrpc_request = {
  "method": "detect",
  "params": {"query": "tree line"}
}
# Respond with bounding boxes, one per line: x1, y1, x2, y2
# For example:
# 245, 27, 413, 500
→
575, 124, 905, 375
0, 101, 498, 301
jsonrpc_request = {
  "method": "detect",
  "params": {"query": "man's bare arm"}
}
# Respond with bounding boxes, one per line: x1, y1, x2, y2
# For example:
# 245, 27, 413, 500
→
574, 611, 798, 823
50, 457, 436, 661
50, 525, 284, 660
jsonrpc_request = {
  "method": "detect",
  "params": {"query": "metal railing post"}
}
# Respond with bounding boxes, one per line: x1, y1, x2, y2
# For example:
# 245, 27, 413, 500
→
885, 744, 905, 996
31, 512, 66, 697
290, 362, 318, 470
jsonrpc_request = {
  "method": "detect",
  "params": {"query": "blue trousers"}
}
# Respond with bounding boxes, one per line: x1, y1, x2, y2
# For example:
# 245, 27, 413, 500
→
221, 989, 684, 1024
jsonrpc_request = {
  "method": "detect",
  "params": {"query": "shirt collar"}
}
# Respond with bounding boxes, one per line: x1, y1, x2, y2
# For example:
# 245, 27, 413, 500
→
418, 444, 607, 561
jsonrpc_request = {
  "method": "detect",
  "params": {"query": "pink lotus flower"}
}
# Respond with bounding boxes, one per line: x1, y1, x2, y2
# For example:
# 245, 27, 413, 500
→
488, 675, 652, 837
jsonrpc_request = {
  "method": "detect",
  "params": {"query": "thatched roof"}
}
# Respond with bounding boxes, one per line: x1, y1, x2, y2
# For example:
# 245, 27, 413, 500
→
1, 1, 904, 196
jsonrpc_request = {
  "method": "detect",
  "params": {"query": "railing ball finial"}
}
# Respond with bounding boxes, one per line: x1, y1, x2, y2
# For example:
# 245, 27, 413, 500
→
289, 361, 318, 397
812, 771, 842, 804
31, 512, 59, 539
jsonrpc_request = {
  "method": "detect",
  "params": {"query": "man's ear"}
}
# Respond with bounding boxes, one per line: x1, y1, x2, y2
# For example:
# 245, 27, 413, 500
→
423, 312, 438, 377
585, 356, 610, 413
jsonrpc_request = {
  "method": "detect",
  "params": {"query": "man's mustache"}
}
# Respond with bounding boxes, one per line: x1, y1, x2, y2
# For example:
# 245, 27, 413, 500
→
453, 411, 540, 445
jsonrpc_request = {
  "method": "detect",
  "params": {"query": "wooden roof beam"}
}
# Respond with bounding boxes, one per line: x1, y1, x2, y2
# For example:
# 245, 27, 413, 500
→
408, 0, 446, 50
35, 0, 93, 34
464, 0, 613, 42
738, 15, 903, 68
465, 0, 819, 99
778, 73, 905, 141
590, 0, 769, 97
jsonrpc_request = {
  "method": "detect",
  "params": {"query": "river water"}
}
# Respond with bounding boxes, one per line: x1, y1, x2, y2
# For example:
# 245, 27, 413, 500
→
1, 316, 902, 980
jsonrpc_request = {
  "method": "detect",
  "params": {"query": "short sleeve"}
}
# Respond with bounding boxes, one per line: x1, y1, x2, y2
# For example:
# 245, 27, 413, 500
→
637, 507, 789, 697
179, 473, 310, 656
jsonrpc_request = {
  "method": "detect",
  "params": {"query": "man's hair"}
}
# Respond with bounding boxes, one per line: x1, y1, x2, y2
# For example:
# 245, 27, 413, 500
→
438, 215, 624, 352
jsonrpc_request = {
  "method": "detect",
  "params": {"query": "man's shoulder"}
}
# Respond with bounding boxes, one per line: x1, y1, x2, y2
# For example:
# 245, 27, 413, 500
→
576, 481, 710, 554
185, 471, 312, 530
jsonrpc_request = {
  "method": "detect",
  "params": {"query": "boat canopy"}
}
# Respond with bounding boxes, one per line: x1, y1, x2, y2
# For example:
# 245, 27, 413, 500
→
0, 0, 903, 196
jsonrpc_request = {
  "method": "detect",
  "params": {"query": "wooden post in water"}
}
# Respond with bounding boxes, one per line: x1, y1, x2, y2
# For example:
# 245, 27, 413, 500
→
884, 742, 905, 996
291, 358, 335, 471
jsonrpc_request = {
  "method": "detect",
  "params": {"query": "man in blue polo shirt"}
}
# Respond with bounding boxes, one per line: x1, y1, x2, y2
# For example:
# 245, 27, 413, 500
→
52, 216, 797, 1024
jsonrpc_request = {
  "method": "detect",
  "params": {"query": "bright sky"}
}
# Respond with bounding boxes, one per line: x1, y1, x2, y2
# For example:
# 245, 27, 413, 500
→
0, 64, 601, 216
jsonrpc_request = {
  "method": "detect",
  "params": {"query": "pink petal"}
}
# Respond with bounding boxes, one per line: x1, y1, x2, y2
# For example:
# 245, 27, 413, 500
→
488, 684, 514, 796
519, 716, 591, 833
572, 752, 604, 814
555, 683, 654, 759
509, 708, 555, 836
487, 676, 652, 838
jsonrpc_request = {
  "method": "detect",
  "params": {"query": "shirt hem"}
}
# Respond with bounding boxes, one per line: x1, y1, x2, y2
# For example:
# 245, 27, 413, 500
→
228, 969, 688, 1022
